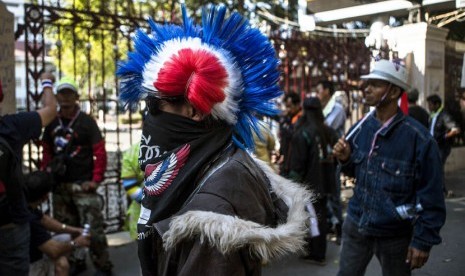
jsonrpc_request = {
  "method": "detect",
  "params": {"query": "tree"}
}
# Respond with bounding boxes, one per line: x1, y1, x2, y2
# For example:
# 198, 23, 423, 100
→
46, 0, 297, 102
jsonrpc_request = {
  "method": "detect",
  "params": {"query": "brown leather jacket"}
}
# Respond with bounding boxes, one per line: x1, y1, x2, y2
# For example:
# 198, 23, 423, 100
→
144, 147, 311, 276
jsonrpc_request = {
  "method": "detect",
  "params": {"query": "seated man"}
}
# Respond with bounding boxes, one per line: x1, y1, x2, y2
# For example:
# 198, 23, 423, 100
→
25, 171, 90, 276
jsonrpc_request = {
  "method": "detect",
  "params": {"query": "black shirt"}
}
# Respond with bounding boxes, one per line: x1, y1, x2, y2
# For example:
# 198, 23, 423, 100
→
408, 105, 429, 129
29, 208, 52, 263
0, 112, 42, 225
43, 112, 102, 182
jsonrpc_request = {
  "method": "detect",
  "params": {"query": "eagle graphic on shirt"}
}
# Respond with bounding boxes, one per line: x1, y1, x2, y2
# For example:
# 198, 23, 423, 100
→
143, 144, 190, 196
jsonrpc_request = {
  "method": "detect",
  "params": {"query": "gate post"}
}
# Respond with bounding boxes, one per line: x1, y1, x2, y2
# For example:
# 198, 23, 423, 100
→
384, 23, 449, 107
0, 2, 16, 115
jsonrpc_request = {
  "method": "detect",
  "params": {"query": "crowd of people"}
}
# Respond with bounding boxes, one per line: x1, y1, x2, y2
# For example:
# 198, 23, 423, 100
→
0, 4, 463, 276
0, 71, 113, 276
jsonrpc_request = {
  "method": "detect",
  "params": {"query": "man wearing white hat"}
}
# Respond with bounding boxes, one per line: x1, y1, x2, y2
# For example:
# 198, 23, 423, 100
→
333, 59, 445, 275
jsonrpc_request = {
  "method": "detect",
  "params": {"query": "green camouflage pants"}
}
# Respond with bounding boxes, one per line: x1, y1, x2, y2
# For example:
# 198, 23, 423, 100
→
53, 183, 113, 271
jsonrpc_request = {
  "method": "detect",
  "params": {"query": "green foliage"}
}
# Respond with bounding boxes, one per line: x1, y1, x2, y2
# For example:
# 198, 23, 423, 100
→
46, 0, 296, 99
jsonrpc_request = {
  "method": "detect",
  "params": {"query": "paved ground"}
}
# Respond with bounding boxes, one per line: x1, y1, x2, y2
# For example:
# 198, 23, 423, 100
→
80, 169, 465, 276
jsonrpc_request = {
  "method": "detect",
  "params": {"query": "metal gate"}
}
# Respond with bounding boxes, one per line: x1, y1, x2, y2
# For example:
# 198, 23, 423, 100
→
21, 1, 371, 232
269, 30, 371, 125
22, 0, 176, 232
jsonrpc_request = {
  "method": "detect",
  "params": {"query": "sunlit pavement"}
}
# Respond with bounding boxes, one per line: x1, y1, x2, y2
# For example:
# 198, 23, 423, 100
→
80, 169, 465, 275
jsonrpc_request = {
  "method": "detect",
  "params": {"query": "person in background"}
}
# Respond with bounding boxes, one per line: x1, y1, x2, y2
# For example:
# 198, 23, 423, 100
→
334, 59, 446, 276
316, 80, 346, 244
121, 142, 144, 240
460, 90, 465, 111
278, 92, 302, 176
41, 77, 112, 275
460, 90, 465, 143
426, 94, 460, 197
407, 88, 429, 128
0, 72, 57, 276
288, 97, 339, 266
117, 5, 311, 275
252, 116, 276, 168
25, 171, 90, 276
316, 80, 346, 137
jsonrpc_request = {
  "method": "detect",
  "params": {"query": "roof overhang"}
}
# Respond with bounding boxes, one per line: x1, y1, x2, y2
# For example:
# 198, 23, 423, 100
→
312, 0, 456, 24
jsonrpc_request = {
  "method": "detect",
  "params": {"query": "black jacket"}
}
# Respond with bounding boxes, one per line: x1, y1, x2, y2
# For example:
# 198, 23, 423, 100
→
288, 123, 338, 195
430, 110, 458, 148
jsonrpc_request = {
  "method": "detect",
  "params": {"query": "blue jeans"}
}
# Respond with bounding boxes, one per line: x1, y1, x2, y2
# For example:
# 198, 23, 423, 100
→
338, 218, 411, 276
0, 223, 30, 276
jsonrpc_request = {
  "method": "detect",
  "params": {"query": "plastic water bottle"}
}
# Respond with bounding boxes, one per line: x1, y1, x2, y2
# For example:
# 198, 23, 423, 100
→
74, 223, 90, 261
306, 203, 320, 237
396, 203, 423, 220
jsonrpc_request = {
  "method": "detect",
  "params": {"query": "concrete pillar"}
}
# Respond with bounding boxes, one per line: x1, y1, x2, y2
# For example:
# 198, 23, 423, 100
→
385, 22, 449, 107
0, 1, 16, 115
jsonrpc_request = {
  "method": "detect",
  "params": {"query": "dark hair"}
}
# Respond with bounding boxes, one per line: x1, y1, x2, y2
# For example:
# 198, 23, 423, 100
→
283, 92, 301, 105
303, 97, 322, 110
296, 97, 325, 131
295, 97, 331, 152
146, 95, 187, 116
426, 94, 442, 105
317, 80, 335, 96
25, 171, 54, 202
407, 88, 419, 103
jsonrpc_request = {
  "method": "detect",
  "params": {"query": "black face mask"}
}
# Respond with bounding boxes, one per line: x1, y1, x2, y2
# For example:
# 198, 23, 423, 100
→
139, 111, 218, 169
137, 110, 232, 235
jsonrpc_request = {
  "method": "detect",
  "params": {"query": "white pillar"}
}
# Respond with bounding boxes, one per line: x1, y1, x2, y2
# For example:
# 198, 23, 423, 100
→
0, 2, 16, 115
385, 22, 449, 107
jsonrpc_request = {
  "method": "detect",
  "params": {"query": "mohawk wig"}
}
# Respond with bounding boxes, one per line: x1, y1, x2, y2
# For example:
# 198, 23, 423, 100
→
117, 5, 282, 149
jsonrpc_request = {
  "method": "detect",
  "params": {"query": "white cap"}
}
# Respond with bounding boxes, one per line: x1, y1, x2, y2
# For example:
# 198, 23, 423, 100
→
361, 59, 409, 91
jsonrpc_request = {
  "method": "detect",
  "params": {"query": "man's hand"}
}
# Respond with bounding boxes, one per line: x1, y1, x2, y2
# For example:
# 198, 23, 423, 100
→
73, 234, 91, 248
406, 247, 429, 270
40, 72, 56, 83
37, 72, 57, 126
333, 136, 351, 163
66, 226, 84, 237
446, 128, 460, 139
81, 181, 98, 193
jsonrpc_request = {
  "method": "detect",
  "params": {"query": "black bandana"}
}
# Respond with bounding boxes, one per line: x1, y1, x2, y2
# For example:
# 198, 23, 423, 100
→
137, 111, 232, 234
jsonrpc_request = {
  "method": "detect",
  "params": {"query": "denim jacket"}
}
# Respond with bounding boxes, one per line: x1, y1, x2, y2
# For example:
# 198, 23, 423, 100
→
342, 109, 446, 251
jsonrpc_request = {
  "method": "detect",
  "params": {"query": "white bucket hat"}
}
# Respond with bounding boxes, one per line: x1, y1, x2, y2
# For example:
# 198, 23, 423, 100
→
361, 59, 409, 91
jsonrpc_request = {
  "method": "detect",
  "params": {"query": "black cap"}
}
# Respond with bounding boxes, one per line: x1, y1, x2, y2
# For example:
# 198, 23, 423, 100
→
303, 97, 322, 110
407, 88, 419, 102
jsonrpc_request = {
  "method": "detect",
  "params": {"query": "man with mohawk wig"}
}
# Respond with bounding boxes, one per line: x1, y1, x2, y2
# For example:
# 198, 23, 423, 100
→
117, 4, 312, 276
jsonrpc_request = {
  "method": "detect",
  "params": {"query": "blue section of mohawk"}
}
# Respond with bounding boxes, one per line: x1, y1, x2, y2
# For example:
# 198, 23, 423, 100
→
201, 6, 282, 149
117, 4, 282, 150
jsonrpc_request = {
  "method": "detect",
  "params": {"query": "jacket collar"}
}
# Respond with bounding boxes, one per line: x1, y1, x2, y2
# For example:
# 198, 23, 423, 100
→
367, 108, 405, 137
157, 156, 312, 264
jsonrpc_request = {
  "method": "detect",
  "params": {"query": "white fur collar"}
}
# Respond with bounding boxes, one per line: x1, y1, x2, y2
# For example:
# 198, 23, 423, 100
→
162, 158, 312, 263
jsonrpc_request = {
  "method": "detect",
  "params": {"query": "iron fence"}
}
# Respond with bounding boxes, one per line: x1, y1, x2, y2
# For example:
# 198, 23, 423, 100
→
22, 0, 177, 232
22, 1, 372, 232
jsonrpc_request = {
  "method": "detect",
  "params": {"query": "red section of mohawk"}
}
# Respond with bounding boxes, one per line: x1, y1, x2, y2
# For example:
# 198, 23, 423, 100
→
154, 48, 228, 115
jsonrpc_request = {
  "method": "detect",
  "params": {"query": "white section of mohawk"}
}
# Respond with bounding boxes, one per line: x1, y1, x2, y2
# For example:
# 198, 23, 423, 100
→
141, 37, 243, 124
